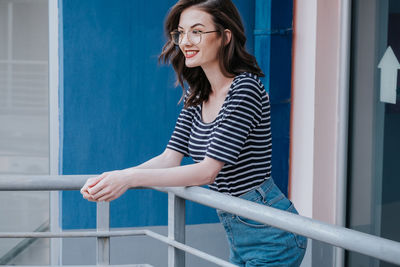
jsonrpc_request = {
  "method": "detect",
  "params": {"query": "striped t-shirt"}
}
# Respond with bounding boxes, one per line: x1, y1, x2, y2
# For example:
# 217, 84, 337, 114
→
167, 72, 272, 196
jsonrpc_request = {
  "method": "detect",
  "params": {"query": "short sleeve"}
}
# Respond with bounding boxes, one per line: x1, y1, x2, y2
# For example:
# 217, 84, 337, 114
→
206, 78, 263, 165
166, 91, 193, 156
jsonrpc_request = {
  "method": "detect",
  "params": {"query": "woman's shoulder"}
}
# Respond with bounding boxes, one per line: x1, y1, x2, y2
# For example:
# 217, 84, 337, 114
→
231, 72, 266, 97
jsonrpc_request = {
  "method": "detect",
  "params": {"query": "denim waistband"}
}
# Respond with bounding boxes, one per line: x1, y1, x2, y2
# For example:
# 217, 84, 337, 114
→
216, 178, 275, 217
237, 178, 274, 202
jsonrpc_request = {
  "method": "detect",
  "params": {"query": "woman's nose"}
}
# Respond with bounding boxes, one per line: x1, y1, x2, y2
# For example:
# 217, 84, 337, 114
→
180, 32, 191, 46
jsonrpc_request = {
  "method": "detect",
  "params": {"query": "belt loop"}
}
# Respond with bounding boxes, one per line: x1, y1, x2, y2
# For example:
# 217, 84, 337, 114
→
256, 186, 266, 202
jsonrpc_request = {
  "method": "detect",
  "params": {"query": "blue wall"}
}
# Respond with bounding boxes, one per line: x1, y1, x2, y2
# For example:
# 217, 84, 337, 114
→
269, 0, 293, 194
255, 0, 293, 194
60, 0, 259, 229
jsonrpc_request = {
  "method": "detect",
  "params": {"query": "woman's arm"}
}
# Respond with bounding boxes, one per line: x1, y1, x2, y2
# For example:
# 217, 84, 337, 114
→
80, 148, 183, 201
81, 156, 224, 202
128, 148, 184, 169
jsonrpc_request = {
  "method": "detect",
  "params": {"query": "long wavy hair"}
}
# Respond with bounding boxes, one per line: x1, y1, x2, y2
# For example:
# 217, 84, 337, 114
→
159, 0, 264, 108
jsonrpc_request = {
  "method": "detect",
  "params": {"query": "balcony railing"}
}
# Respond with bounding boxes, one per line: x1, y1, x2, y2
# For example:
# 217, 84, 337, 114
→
1, 175, 400, 266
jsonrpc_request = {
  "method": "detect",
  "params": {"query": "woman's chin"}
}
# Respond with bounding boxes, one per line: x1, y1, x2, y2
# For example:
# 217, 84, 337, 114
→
185, 60, 199, 68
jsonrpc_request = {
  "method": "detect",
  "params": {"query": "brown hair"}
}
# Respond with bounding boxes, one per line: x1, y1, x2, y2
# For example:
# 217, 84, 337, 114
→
159, 0, 264, 108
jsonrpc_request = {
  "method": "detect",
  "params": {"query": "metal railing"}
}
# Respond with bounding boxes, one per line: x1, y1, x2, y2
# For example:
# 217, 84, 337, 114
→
0, 220, 49, 265
1, 175, 400, 266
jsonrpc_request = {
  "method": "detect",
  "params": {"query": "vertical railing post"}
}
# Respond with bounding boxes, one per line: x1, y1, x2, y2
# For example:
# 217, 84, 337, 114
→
97, 201, 110, 265
168, 192, 185, 267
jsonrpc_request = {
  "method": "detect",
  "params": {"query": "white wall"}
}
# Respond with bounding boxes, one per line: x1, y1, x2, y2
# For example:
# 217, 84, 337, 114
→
290, 0, 345, 228
290, 0, 348, 266
289, 0, 317, 220
290, 1, 318, 266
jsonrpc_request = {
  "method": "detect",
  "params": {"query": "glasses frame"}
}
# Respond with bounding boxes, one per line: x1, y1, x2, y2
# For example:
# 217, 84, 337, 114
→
170, 29, 219, 45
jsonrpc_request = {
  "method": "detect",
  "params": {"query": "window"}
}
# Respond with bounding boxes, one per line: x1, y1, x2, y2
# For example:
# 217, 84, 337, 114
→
0, 0, 50, 264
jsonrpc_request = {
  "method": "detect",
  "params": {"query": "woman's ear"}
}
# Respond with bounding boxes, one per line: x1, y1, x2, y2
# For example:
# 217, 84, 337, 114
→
224, 29, 232, 46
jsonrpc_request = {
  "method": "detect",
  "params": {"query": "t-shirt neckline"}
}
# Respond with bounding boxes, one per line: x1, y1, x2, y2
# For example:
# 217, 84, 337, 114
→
199, 74, 241, 125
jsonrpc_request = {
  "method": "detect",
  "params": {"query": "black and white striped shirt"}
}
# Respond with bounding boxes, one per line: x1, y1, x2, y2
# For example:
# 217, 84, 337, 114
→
167, 72, 272, 196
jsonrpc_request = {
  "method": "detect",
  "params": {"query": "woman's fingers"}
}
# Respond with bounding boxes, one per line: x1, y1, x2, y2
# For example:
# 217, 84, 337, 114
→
81, 170, 128, 202
97, 187, 124, 202
80, 175, 103, 194
80, 174, 107, 202
80, 184, 91, 199
81, 185, 95, 200
90, 179, 114, 200
83, 194, 96, 202
92, 188, 110, 201
92, 182, 121, 201
87, 174, 104, 188
82, 189, 93, 199
87, 180, 105, 196
80, 179, 90, 192
87, 172, 111, 195
97, 194, 111, 202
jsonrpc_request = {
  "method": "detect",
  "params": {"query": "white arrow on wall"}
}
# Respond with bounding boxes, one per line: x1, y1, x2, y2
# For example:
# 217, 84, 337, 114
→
378, 46, 400, 104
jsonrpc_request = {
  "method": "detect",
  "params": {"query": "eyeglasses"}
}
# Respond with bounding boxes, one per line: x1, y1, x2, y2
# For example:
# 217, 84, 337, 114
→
170, 29, 219, 45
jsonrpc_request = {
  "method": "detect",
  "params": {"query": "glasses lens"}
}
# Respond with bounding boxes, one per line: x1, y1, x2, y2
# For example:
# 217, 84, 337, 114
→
171, 32, 180, 45
188, 31, 201, 45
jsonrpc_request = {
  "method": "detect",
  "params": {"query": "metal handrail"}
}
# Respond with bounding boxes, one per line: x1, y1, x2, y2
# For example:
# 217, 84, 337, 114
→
0, 220, 49, 265
1, 175, 400, 266
0, 229, 235, 267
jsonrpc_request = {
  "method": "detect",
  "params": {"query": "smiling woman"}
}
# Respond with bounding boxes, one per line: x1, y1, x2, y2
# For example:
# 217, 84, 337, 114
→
175, 8, 224, 71
80, 0, 306, 266
159, 0, 264, 109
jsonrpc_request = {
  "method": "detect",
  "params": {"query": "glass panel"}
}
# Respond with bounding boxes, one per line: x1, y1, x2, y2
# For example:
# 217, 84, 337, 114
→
380, 2, 400, 266
0, 0, 49, 265
347, 0, 400, 266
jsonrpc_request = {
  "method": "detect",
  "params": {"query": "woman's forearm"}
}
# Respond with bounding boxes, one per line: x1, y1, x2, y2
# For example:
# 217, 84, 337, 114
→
123, 159, 221, 188
83, 156, 224, 202
125, 148, 184, 171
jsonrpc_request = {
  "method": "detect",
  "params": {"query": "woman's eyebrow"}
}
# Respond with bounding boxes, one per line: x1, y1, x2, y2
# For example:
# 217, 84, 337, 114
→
178, 23, 206, 29
190, 23, 205, 28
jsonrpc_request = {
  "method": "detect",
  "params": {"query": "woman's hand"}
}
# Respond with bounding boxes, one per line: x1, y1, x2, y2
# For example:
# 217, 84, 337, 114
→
80, 170, 131, 202
80, 155, 224, 201
80, 175, 101, 202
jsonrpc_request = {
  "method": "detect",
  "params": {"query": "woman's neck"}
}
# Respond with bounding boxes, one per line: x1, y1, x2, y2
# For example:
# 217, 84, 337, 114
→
202, 64, 234, 95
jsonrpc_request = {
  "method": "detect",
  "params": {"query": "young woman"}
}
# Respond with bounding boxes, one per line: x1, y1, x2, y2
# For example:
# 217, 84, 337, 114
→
81, 0, 307, 265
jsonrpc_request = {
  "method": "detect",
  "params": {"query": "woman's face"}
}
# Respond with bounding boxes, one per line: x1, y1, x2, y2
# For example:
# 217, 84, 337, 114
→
178, 7, 222, 70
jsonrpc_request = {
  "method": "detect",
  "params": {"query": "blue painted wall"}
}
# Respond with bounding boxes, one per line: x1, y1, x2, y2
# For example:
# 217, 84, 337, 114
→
254, 0, 293, 194
270, 0, 293, 195
60, 0, 259, 229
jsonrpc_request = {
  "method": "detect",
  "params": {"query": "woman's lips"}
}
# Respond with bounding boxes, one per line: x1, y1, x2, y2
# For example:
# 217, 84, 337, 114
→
185, 50, 198, 58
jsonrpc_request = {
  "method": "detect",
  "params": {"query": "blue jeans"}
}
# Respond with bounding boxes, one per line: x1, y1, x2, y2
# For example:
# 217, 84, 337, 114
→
217, 178, 307, 266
